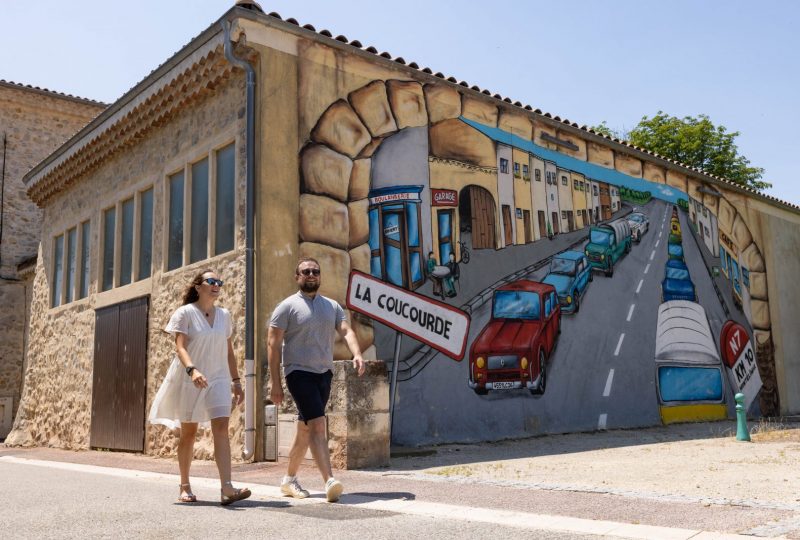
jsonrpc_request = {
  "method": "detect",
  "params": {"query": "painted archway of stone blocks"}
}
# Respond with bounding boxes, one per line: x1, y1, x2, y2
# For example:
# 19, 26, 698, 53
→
301, 78, 779, 415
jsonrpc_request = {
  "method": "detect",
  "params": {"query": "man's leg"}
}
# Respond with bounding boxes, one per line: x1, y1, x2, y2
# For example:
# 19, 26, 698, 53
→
306, 415, 333, 481
286, 420, 310, 477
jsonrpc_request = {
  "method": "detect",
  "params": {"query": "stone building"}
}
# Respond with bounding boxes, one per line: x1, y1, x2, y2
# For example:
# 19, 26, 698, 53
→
0, 80, 104, 438
8, 4, 800, 460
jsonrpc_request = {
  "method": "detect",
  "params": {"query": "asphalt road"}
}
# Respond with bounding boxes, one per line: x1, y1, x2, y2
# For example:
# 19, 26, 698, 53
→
393, 199, 738, 445
0, 459, 627, 540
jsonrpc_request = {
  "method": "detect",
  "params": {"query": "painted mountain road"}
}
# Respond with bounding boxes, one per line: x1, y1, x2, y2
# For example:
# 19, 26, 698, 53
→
391, 200, 739, 445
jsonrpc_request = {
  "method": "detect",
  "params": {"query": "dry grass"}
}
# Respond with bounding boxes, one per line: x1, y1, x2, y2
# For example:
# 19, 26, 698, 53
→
749, 418, 800, 442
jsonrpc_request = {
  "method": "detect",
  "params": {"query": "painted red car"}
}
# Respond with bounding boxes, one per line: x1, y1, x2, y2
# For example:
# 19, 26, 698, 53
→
468, 280, 561, 396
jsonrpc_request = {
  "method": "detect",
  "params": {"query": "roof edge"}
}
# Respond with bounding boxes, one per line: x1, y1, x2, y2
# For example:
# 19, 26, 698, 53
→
0, 79, 106, 107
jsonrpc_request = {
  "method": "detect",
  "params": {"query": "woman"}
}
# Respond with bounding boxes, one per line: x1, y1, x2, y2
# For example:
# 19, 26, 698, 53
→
149, 269, 251, 505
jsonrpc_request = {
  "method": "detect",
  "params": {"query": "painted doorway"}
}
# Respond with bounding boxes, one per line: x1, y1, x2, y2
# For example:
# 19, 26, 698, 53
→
90, 296, 149, 452
502, 205, 513, 246
551, 211, 560, 234
538, 211, 547, 239
460, 186, 496, 250
523, 210, 532, 243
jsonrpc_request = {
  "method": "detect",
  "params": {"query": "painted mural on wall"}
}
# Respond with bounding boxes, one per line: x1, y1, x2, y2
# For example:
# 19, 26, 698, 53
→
299, 76, 775, 446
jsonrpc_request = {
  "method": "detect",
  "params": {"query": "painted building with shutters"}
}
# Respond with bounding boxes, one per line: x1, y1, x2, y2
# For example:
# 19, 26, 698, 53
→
8, 4, 800, 459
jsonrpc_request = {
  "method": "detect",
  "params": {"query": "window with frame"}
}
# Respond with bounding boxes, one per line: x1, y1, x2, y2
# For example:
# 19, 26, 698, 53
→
513, 162, 521, 178
535, 169, 541, 182
167, 142, 236, 271
522, 164, 529, 180
573, 179, 578, 190
561, 211, 567, 219
561, 175, 568, 186
51, 221, 91, 307
500, 158, 509, 173
593, 185, 598, 196
101, 186, 156, 291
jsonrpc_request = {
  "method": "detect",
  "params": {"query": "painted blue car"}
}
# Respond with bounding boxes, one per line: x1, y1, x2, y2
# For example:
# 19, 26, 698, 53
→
661, 259, 697, 302
667, 242, 685, 262
543, 250, 592, 313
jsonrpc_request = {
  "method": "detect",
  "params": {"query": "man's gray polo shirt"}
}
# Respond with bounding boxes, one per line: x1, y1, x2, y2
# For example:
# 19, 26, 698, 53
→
269, 291, 345, 376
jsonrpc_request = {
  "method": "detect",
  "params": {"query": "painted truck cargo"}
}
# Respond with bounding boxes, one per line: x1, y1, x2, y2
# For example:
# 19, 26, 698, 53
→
654, 301, 728, 424
585, 218, 632, 277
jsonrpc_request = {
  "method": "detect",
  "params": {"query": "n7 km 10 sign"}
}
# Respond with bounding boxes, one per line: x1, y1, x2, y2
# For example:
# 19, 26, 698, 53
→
720, 321, 762, 411
346, 271, 471, 360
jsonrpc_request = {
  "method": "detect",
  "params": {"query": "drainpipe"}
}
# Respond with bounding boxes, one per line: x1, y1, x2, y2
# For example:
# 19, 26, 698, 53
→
222, 18, 256, 460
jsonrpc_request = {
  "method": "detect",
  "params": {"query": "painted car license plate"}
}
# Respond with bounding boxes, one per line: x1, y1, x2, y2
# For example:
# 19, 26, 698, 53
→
493, 381, 514, 389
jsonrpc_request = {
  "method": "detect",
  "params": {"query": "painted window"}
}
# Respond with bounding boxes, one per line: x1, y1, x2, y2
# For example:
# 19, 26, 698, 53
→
658, 366, 723, 403
719, 247, 728, 275
513, 162, 521, 178
52, 234, 64, 307
561, 211, 567, 219
742, 267, 750, 289
573, 179, 578, 190
544, 293, 552, 317
561, 175, 568, 186
167, 142, 236, 271
368, 186, 424, 290
500, 158, 509, 173
535, 169, 541, 182
522, 164, 529, 180
593, 185, 598, 196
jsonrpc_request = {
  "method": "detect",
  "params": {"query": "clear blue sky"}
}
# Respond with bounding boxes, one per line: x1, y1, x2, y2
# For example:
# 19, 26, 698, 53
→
3, 0, 798, 205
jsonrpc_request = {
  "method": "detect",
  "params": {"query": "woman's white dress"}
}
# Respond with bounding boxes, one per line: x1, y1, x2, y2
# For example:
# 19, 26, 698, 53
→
148, 304, 233, 429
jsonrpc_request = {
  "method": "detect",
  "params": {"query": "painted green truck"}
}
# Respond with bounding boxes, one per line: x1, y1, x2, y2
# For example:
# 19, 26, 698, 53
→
585, 219, 632, 277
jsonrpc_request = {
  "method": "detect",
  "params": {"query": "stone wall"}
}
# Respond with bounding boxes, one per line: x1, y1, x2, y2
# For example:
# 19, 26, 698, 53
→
7, 74, 248, 459
0, 83, 104, 424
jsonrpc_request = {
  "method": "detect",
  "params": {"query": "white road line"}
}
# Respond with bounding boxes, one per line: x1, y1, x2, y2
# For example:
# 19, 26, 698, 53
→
644, 263, 650, 274
598, 413, 608, 430
636, 279, 643, 294
659, 231, 662, 238
614, 333, 625, 356
650, 250, 655, 260
655, 239, 660, 248
626, 304, 635, 321
603, 369, 615, 397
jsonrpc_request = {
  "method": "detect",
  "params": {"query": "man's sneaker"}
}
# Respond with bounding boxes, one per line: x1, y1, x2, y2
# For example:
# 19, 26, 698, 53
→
325, 478, 343, 502
280, 478, 310, 499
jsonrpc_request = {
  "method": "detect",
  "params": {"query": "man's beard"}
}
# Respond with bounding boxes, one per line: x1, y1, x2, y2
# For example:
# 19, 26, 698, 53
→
301, 281, 320, 293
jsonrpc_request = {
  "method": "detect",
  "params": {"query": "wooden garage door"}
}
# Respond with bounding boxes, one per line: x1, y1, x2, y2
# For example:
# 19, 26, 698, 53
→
90, 296, 149, 451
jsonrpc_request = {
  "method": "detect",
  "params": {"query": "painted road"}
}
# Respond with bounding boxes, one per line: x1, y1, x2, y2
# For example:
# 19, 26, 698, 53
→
392, 199, 739, 445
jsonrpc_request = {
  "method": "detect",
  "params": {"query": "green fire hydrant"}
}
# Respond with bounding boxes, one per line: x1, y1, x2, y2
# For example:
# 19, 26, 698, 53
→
735, 393, 751, 442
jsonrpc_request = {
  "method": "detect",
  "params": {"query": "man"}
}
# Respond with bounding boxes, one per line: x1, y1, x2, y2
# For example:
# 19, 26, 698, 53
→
267, 257, 365, 502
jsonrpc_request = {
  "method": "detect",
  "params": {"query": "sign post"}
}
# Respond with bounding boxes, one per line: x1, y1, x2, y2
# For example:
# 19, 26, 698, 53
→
346, 271, 471, 432
720, 321, 762, 412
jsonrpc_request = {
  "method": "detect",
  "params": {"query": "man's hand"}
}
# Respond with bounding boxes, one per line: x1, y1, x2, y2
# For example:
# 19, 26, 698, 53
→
353, 354, 365, 376
269, 384, 284, 406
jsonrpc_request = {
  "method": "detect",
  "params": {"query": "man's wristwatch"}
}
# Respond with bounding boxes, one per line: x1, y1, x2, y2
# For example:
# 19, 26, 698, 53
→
186, 366, 197, 376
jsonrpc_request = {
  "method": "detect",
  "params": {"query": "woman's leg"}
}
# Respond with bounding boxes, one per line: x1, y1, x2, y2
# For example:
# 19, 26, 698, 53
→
210, 416, 235, 495
178, 422, 198, 496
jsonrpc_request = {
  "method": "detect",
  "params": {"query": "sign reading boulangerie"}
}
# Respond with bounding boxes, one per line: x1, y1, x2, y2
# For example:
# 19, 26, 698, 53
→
346, 270, 470, 360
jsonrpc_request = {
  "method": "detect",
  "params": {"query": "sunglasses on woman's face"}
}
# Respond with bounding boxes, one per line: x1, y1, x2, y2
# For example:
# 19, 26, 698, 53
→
299, 268, 320, 277
203, 278, 224, 286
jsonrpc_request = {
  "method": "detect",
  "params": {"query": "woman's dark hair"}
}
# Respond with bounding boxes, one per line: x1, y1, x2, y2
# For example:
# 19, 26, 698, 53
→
182, 269, 215, 305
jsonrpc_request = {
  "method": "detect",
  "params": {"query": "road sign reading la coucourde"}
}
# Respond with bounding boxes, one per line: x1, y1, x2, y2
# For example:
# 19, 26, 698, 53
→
346, 270, 471, 361
720, 320, 762, 410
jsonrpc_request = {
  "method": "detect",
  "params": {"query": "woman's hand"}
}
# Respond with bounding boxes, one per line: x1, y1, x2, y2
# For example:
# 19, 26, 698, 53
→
191, 370, 208, 389
232, 382, 245, 406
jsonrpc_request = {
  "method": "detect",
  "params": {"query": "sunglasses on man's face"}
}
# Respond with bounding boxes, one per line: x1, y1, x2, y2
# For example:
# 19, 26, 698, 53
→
203, 278, 224, 286
299, 268, 320, 277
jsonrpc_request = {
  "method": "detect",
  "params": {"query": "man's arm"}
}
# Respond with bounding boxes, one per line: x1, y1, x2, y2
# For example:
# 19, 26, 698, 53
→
266, 326, 285, 404
337, 319, 365, 376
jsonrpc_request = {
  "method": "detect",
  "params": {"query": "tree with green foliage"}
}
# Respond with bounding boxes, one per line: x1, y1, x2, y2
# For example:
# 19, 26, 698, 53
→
591, 113, 769, 191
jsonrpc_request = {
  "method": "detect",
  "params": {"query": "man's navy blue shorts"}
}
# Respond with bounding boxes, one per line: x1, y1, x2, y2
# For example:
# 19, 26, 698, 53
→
285, 369, 333, 423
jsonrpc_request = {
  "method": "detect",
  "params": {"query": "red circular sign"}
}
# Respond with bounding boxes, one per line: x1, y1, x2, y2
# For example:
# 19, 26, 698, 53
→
720, 320, 751, 369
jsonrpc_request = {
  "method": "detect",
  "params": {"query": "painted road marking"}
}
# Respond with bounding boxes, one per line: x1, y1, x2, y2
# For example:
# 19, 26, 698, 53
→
659, 230, 662, 238
614, 333, 625, 356
603, 369, 615, 397
655, 239, 660, 248
0, 457, 761, 539
650, 250, 656, 260
598, 413, 608, 430
644, 263, 651, 274
636, 279, 643, 294
626, 304, 635, 322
